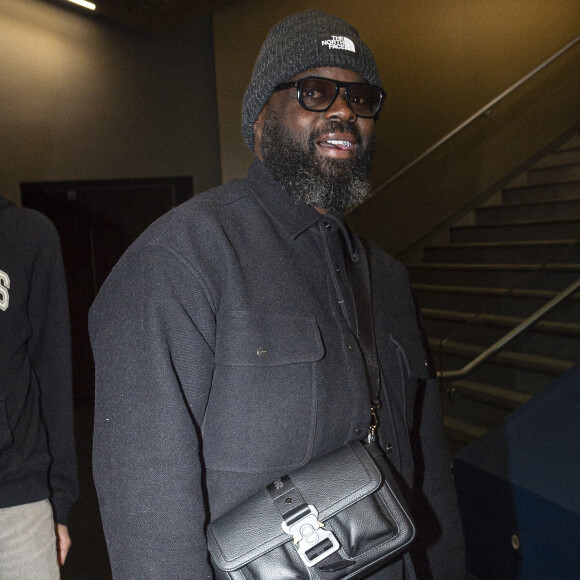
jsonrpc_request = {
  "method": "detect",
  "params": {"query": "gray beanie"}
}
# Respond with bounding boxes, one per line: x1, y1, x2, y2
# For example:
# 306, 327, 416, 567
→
242, 10, 382, 152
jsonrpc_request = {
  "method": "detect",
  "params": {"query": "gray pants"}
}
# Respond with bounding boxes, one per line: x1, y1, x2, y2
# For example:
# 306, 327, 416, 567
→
0, 500, 60, 580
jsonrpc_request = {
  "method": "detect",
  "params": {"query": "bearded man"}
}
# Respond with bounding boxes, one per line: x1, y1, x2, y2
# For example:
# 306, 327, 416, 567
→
90, 10, 465, 580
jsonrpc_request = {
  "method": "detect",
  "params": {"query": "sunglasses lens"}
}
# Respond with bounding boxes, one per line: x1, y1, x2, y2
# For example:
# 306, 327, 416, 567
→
348, 85, 383, 117
299, 78, 337, 111
297, 78, 383, 117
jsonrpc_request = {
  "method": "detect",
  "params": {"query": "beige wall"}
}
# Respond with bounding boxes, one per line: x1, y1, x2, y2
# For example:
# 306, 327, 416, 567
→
213, 0, 580, 254
0, 0, 222, 204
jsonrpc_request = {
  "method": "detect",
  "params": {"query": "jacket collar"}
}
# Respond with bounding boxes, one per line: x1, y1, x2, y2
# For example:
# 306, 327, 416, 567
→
245, 158, 327, 240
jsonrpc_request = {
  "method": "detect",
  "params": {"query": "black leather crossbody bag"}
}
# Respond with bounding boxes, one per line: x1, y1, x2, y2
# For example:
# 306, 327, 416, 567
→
207, 237, 416, 579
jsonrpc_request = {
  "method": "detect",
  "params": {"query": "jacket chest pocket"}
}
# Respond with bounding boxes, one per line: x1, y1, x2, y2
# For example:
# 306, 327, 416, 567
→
387, 333, 431, 431
202, 311, 325, 473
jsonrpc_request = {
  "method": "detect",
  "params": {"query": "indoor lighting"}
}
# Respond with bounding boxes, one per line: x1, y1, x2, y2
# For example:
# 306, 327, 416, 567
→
67, 0, 96, 10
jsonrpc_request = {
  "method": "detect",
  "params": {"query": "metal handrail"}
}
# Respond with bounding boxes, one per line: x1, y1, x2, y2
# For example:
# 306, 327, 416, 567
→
372, 35, 580, 195
437, 278, 580, 380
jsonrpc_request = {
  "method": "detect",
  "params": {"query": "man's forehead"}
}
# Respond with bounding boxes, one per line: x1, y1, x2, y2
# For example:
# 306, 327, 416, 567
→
290, 67, 367, 84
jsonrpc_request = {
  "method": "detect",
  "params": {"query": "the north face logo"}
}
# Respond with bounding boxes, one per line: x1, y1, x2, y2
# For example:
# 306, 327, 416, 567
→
318, 34, 357, 55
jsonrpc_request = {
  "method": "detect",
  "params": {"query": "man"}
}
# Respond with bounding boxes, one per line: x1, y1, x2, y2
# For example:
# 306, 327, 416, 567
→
0, 195, 78, 578
90, 10, 465, 579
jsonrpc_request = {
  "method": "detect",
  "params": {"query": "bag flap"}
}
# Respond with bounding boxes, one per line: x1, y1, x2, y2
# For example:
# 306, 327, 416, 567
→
207, 441, 382, 571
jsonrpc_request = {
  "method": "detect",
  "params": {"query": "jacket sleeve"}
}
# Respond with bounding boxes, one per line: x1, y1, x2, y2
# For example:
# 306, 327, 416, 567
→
27, 216, 78, 524
89, 243, 216, 580
409, 290, 465, 579
410, 375, 466, 579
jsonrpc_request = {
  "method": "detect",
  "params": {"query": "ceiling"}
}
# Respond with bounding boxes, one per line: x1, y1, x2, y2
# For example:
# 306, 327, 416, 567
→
53, 0, 243, 32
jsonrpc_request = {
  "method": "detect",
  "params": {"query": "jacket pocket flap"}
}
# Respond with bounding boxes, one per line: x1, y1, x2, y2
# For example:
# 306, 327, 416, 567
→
207, 441, 381, 571
215, 311, 324, 366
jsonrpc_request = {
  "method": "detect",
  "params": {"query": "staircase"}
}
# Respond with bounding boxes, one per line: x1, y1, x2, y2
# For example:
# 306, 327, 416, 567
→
407, 133, 580, 450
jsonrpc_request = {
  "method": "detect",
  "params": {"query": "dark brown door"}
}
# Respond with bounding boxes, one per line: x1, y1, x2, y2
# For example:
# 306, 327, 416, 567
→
21, 177, 193, 398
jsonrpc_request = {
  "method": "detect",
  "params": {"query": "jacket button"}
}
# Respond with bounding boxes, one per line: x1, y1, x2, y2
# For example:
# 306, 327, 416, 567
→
386, 443, 393, 453
355, 428, 363, 436
256, 347, 268, 357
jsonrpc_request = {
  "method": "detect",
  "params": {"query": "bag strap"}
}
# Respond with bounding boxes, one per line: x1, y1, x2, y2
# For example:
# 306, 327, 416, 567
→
346, 237, 381, 443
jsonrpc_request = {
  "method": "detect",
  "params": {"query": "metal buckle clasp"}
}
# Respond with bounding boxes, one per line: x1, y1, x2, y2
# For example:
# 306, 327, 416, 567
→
364, 403, 381, 444
281, 505, 340, 567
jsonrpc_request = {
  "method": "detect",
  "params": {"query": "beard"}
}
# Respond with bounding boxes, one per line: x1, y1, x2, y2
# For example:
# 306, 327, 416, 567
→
259, 112, 375, 213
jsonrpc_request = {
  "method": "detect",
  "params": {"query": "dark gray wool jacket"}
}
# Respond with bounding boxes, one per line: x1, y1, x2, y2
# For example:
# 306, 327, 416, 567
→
0, 195, 78, 524
90, 160, 465, 579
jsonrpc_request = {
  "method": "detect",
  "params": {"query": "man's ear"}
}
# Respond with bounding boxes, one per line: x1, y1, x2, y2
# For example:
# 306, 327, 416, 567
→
253, 105, 268, 161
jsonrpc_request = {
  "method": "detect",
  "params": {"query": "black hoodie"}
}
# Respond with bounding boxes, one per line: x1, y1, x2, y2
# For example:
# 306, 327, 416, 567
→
0, 195, 77, 524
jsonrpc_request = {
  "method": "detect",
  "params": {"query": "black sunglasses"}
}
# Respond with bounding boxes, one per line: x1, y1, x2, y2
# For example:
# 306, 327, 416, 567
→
273, 76, 385, 118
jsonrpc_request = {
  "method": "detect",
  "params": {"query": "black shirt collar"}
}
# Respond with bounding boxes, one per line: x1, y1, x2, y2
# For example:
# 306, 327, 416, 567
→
245, 158, 327, 240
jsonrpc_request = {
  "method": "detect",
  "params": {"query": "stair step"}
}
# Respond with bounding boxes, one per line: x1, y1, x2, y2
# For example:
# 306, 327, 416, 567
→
558, 135, 580, 151
423, 240, 580, 264
408, 262, 580, 290
435, 351, 554, 394
476, 198, 580, 224
412, 283, 580, 320
450, 217, 580, 243
428, 337, 574, 376
413, 283, 580, 301
502, 181, 580, 204
446, 380, 531, 410
442, 390, 513, 442
422, 308, 580, 336
527, 164, 580, 186
534, 148, 580, 169
422, 309, 580, 360
443, 416, 486, 446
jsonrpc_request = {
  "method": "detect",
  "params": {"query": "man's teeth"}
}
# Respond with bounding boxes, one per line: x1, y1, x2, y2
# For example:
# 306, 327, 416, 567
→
327, 140, 352, 147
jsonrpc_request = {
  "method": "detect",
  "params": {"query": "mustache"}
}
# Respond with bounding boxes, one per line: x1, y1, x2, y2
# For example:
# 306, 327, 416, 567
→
311, 121, 361, 142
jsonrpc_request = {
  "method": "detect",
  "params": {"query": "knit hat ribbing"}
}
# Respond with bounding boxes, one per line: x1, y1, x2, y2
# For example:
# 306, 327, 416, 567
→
242, 10, 382, 152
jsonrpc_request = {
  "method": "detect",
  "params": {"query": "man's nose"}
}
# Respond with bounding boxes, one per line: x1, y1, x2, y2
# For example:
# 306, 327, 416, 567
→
323, 89, 356, 122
